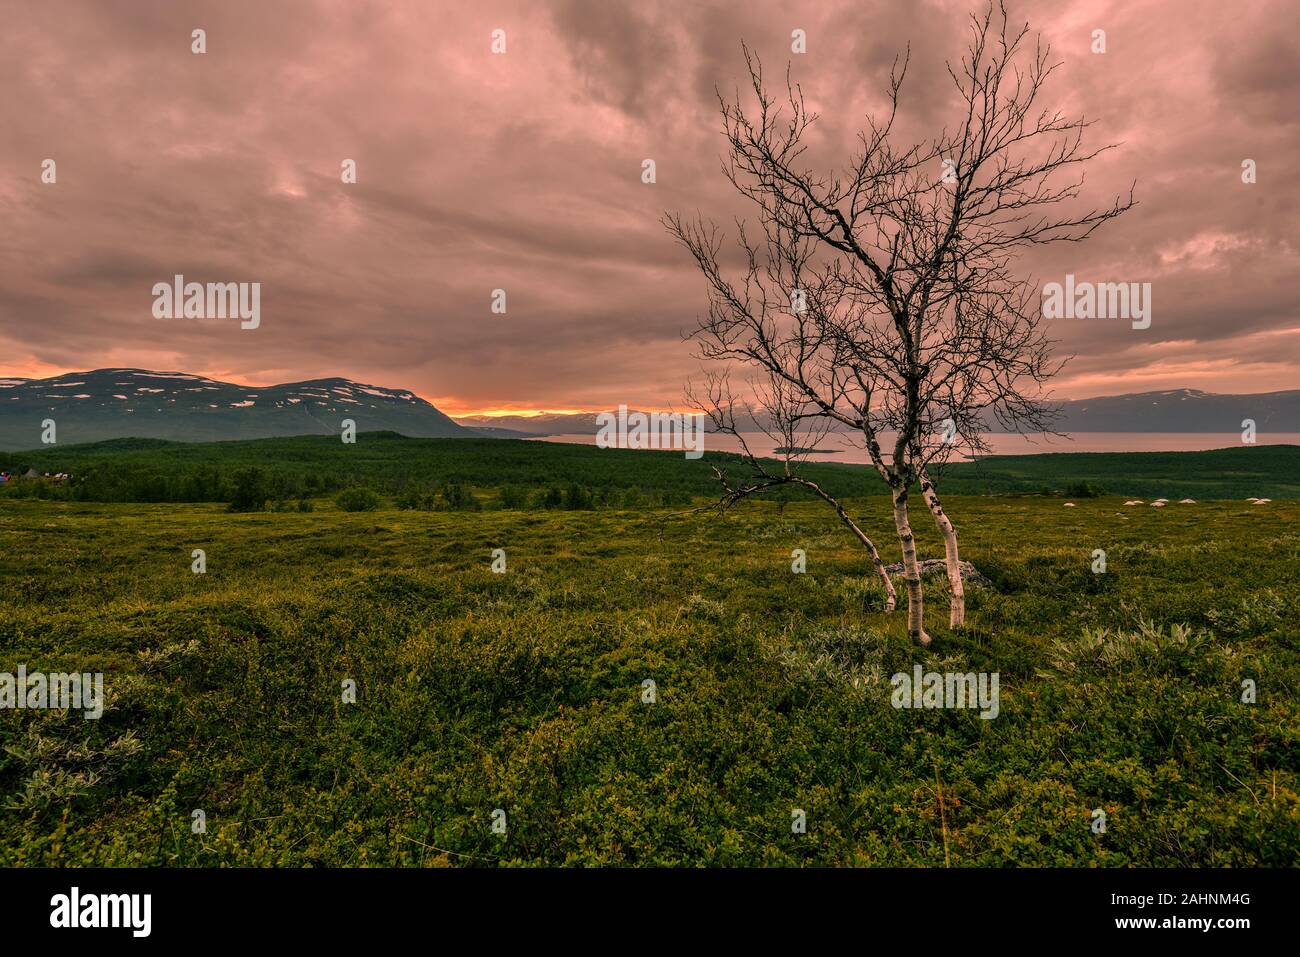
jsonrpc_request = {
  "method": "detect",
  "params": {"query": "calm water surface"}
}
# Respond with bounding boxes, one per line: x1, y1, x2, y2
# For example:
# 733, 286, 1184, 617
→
528, 431, 1300, 464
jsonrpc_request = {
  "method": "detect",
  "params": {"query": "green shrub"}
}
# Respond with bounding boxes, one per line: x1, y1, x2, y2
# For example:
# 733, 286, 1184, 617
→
438, 482, 480, 512
1064, 480, 1105, 498
394, 482, 436, 510
536, 486, 564, 509
227, 468, 269, 512
562, 483, 593, 510
497, 484, 530, 509
335, 486, 381, 512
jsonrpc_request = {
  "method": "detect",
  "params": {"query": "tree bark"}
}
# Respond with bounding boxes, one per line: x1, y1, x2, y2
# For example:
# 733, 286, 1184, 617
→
890, 484, 930, 645
918, 466, 964, 629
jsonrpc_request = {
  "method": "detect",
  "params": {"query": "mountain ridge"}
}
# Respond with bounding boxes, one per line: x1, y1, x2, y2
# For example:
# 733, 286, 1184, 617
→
3, 370, 1296, 451
0, 368, 502, 450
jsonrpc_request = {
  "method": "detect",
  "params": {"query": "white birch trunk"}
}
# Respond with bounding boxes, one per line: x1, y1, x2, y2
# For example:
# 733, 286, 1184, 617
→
918, 467, 964, 629
891, 485, 931, 645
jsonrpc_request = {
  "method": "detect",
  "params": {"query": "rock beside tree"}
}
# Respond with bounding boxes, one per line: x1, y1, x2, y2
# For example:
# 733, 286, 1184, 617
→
884, 559, 992, 587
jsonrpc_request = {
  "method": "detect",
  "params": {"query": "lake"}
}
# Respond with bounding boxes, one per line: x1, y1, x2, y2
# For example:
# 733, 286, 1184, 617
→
529, 431, 1300, 464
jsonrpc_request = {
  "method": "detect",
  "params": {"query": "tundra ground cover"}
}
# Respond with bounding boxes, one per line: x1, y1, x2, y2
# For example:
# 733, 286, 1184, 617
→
1, 493, 1295, 865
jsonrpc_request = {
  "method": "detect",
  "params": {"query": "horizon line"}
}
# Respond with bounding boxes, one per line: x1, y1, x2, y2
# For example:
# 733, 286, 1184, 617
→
3, 366, 1299, 419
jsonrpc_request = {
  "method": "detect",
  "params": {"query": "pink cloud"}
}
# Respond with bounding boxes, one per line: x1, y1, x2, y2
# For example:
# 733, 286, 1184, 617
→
0, 0, 1294, 411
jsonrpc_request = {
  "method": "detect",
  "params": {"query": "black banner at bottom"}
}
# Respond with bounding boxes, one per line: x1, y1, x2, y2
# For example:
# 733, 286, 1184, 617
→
0, 867, 1285, 943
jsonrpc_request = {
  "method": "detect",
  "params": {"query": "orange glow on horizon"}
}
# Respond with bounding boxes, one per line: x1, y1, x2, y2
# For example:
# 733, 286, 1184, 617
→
445, 405, 702, 418
447, 408, 590, 419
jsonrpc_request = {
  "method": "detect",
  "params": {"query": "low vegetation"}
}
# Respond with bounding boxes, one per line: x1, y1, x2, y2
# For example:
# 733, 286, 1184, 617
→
1, 491, 1295, 865
2, 433, 1299, 506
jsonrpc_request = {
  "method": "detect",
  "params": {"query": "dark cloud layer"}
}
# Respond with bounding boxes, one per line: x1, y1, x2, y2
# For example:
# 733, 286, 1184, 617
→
2, 0, 1296, 413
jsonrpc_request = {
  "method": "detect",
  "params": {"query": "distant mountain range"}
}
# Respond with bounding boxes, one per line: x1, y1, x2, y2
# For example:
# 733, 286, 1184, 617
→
0, 369, 524, 451
457, 390, 1300, 436
1, 372, 1295, 451
1039, 389, 1300, 433
455, 412, 613, 434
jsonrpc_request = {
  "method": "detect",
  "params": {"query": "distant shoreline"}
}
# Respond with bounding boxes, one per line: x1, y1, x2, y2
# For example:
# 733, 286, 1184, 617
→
523, 431, 1300, 464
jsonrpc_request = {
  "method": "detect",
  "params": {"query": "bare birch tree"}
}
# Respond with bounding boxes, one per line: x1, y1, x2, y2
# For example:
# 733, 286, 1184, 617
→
667, 1, 1133, 645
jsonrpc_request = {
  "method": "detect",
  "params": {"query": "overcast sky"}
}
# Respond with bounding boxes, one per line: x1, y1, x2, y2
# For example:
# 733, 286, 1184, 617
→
2, 0, 1295, 414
